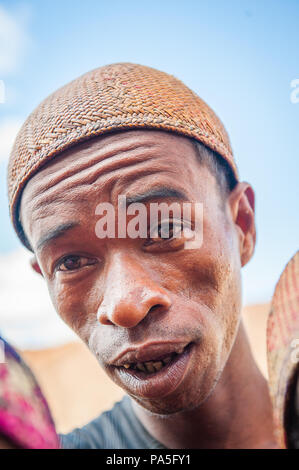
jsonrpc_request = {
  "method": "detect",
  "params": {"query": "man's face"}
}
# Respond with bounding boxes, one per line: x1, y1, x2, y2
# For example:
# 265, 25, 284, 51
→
20, 130, 247, 414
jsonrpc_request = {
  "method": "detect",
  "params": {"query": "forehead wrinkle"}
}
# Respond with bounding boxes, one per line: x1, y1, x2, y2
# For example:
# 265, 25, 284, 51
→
110, 154, 197, 204
27, 151, 172, 217
109, 163, 175, 205
22, 132, 199, 231
111, 171, 194, 206
27, 140, 160, 197
27, 145, 162, 210
28, 190, 92, 225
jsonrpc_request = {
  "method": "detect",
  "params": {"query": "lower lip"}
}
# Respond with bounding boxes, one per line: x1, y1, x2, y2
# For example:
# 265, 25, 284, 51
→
112, 343, 194, 399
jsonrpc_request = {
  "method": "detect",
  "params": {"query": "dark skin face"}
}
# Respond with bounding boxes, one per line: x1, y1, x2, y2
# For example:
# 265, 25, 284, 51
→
20, 130, 276, 447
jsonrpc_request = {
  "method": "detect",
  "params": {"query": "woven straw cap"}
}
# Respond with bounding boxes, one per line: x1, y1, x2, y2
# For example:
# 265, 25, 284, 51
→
267, 251, 299, 448
7, 62, 238, 248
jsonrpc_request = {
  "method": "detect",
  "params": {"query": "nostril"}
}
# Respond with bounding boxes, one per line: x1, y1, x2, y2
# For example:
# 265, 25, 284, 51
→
148, 304, 166, 314
97, 309, 114, 326
99, 317, 113, 326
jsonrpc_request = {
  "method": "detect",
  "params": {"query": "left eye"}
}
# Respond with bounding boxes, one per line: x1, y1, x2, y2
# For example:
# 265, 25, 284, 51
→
150, 219, 184, 240
57, 255, 96, 272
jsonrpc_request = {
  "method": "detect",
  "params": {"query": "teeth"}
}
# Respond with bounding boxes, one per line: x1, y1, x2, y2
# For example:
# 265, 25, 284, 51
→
152, 361, 163, 371
145, 362, 155, 373
162, 355, 172, 364
121, 351, 180, 373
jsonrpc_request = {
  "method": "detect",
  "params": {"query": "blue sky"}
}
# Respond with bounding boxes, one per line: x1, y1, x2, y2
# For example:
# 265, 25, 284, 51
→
0, 0, 298, 311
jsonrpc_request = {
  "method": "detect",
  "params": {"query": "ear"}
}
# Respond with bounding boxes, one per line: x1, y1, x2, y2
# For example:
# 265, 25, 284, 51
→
228, 182, 256, 267
30, 256, 43, 277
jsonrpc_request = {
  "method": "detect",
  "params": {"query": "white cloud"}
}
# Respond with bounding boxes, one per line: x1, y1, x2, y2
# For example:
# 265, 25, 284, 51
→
0, 249, 77, 350
0, 118, 23, 162
0, 5, 30, 75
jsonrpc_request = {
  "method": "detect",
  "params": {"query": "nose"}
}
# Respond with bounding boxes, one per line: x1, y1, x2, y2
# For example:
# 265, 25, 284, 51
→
97, 253, 171, 328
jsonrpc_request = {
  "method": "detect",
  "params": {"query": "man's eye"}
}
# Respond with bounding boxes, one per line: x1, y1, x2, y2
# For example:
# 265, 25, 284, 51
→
57, 255, 96, 272
150, 219, 183, 240
145, 219, 194, 249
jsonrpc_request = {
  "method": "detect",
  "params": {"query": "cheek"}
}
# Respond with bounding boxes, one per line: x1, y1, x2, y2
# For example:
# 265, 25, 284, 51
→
47, 275, 102, 335
169, 244, 238, 310
175, 221, 242, 353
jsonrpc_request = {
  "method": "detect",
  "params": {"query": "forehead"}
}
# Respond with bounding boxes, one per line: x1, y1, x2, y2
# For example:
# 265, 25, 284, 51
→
20, 130, 214, 242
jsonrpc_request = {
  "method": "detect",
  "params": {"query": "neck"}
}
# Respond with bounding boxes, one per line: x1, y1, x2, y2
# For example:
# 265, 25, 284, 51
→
132, 322, 278, 449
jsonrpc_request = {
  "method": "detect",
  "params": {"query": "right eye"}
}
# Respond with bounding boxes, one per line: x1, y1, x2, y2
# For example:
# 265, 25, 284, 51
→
143, 218, 195, 252
149, 219, 184, 241
56, 255, 97, 272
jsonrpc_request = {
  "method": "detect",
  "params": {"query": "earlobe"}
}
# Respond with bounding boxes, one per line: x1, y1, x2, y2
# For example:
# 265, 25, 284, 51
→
30, 256, 43, 276
229, 183, 256, 267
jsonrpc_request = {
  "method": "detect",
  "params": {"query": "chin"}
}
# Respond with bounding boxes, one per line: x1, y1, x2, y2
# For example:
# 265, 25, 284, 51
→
130, 368, 219, 416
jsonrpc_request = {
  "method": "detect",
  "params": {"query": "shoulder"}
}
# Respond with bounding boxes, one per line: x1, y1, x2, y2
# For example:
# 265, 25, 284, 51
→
59, 395, 163, 449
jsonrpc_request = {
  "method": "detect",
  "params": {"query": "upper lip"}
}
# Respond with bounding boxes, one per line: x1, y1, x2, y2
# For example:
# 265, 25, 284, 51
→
110, 341, 191, 366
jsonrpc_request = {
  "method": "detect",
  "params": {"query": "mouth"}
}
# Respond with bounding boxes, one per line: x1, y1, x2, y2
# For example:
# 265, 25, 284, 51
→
118, 346, 187, 373
110, 342, 195, 399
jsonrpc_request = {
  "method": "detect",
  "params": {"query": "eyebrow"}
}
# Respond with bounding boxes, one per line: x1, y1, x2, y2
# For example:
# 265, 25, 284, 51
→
36, 188, 187, 250
36, 222, 80, 251
125, 187, 189, 205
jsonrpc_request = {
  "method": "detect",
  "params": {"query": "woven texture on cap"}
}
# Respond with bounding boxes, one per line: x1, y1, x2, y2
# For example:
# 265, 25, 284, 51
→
267, 251, 299, 448
7, 62, 237, 248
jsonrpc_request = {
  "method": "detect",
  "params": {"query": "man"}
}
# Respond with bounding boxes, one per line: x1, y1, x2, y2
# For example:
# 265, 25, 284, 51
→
7, 63, 277, 448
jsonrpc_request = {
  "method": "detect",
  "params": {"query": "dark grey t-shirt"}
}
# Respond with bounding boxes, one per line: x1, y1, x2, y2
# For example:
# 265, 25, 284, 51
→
60, 395, 166, 449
